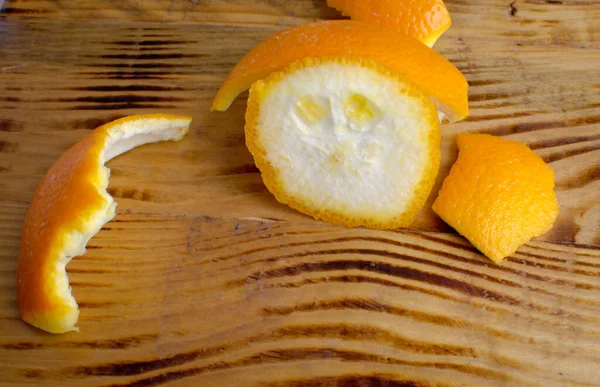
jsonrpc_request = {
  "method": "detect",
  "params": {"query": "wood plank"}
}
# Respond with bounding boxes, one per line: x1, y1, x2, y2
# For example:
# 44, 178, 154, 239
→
1, 0, 600, 384
0, 18, 598, 244
2, 0, 598, 49
1, 201, 600, 385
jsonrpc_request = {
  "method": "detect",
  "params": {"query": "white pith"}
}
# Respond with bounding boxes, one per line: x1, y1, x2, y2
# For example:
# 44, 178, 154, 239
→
52, 116, 190, 333
257, 61, 436, 222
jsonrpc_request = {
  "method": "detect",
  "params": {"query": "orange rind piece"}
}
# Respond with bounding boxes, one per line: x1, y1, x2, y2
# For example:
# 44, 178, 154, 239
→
213, 20, 468, 123
432, 133, 559, 263
326, 0, 452, 47
17, 114, 192, 333
245, 57, 440, 230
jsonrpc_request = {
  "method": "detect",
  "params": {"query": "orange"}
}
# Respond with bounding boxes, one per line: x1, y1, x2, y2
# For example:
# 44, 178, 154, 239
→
432, 134, 559, 263
245, 57, 440, 230
212, 20, 468, 123
327, 0, 452, 47
17, 114, 192, 333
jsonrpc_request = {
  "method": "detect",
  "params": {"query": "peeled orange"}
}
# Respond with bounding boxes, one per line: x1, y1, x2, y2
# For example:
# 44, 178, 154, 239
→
432, 133, 559, 263
18, 114, 192, 333
213, 20, 468, 123
245, 57, 440, 230
326, 0, 452, 47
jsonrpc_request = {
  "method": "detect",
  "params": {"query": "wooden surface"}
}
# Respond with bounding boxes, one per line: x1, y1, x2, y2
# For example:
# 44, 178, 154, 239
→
1, 0, 599, 385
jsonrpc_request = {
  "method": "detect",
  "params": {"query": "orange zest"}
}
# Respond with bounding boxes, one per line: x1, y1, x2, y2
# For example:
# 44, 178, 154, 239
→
432, 133, 559, 263
212, 20, 468, 123
17, 114, 192, 333
326, 0, 452, 47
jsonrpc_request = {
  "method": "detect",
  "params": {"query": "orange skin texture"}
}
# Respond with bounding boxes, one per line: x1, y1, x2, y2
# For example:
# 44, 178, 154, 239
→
212, 20, 468, 122
326, 0, 452, 47
432, 134, 559, 263
17, 114, 190, 333
18, 128, 108, 333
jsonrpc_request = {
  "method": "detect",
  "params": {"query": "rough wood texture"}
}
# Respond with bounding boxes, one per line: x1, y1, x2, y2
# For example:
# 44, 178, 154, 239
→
1, 0, 600, 385
2, 207, 600, 386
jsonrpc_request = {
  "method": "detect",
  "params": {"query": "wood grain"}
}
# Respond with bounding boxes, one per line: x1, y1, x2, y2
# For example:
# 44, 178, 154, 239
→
2, 0, 598, 49
1, 0, 599, 385
2, 206, 600, 386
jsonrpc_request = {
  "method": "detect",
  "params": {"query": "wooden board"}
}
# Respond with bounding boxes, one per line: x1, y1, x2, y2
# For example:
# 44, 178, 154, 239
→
1, 0, 600, 385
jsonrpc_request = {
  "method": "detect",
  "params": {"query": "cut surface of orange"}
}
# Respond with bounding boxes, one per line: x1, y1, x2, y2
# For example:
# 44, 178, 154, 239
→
327, 0, 451, 47
245, 57, 440, 230
17, 114, 192, 334
432, 133, 558, 263
213, 20, 468, 123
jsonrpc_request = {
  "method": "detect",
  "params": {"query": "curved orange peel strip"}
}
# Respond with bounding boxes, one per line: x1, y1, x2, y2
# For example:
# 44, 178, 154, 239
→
432, 133, 559, 263
326, 0, 452, 47
245, 57, 440, 230
17, 114, 192, 333
212, 20, 468, 123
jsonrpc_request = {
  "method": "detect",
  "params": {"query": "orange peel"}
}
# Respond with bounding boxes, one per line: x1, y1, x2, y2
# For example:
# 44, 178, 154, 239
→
212, 20, 468, 123
17, 114, 192, 333
245, 57, 440, 229
432, 133, 559, 263
326, 0, 452, 47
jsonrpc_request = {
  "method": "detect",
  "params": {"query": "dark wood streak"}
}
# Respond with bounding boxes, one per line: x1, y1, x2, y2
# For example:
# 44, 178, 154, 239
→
555, 165, 600, 190
416, 233, 600, 268
210, 233, 600, 293
0, 140, 18, 153
232, 255, 600, 320
266, 376, 434, 387
528, 134, 600, 150
513, 249, 600, 268
67, 268, 126, 274
69, 85, 185, 92
1, 7, 50, 14
473, 101, 518, 109
464, 112, 532, 122
103, 348, 516, 387
77, 71, 171, 80
78, 301, 119, 309
1, 334, 157, 351
279, 323, 477, 358
0, 119, 25, 132
543, 143, 600, 163
233, 258, 522, 306
87, 63, 197, 69
486, 115, 600, 137
69, 281, 112, 288
47, 95, 186, 104
468, 92, 518, 102
468, 80, 505, 87
263, 297, 522, 342
216, 164, 260, 176
260, 275, 539, 341
70, 103, 178, 110
89, 53, 203, 60
105, 40, 197, 46
508, 251, 600, 276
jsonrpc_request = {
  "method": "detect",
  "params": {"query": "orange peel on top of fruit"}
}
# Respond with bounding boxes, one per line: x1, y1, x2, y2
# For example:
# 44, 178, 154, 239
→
17, 114, 192, 333
212, 20, 468, 123
245, 56, 441, 230
432, 133, 559, 263
326, 0, 452, 47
